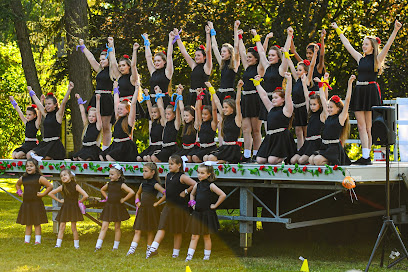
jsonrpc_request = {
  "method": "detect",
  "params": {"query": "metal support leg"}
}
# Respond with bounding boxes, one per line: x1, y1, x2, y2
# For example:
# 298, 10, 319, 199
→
240, 187, 253, 255
52, 180, 61, 234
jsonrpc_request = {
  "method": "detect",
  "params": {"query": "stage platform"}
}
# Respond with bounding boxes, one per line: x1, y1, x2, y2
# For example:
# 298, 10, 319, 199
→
1, 159, 408, 250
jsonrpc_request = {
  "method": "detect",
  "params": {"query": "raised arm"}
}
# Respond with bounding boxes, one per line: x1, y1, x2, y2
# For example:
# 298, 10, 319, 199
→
251, 29, 269, 69
128, 83, 140, 127
211, 93, 218, 131
314, 74, 329, 121
28, 86, 46, 117
233, 20, 241, 72
95, 94, 103, 131
282, 72, 293, 118
9, 96, 27, 124
290, 38, 303, 63
317, 29, 326, 74
174, 85, 183, 130
107, 37, 121, 79
204, 25, 213, 75
207, 21, 222, 66
279, 27, 294, 76
330, 22, 362, 63
194, 90, 202, 129
142, 33, 156, 75
176, 30, 196, 69
377, 20, 402, 64
154, 86, 166, 125
78, 39, 101, 72
301, 74, 310, 112
75, 93, 88, 126
144, 89, 154, 121
238, 29, 248, 69
56, 81, 74, 123
114, 81, 120, 119
166, 30, 176, 80
339, 75, 355, 126
283, 48, 298, 81
235, 80, 243, 127
207, 81, 223, 114
131, 43, 140, 85
253, 75, 273, 111
263, 32, 273, 52
307, 45, 319, 86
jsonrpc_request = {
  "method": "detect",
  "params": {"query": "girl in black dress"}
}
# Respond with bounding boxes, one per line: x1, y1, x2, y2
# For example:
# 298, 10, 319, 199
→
27, 82, 73, 160
237, 21, 264, 162
127, 163, 166, 256
189, 90, 218, 163
142, 30, 176, 107
205, 80, 243, 163
99, 83, 139, 161
185, 163, 226, 261
309, 74, 354, 166
290, 80, 324, 165
331, 20, 402, 165
175, 25, 212, 105
10, 90, 41, 159
137, 89, 165, 162
250, 27, 293, 122
287, 45, 318, 149
151, 86, 182, 163
254, 73, 296, 164
16, 158, 52, 245
146, 155, 196, 259
78, 38, 115, 150
48, 169, 89, 248
72, 93, 102, 161
95, 164, 135, 251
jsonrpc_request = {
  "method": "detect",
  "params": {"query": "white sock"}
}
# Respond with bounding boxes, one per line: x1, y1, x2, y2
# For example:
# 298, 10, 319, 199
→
187, 248, 195, 257
24, 235, 31, 243
362, 148, 370, 159
150, 241, 159, 252
74, 240, 79, 248
56, 239, 62, 247
35, 235, 41, 244
244, 149, 251, 158
96, 239, 103, 248
173, 248, 180, 257
146, 245, 151, 251
204, 249, 211, 260
127, 242, 138, 254
131, 242, 138, 248
113, 241, 120, 249
102, 145, 109, 151
253, 150, 258, 156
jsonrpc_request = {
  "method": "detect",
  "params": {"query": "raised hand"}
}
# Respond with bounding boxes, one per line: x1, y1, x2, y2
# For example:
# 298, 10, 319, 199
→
287, 26, 294, 36
208, 21, 214, 29
204, 81, 212, 88
133, 43, 140, 51
234, 20, 240, 29
250, 29, 258, 36
237, 79, 244, 88
314, 44, 319, 53
75, 93, 81, 99
142, 33, 149, 40
301, 74, 307, 83
284, 72, 292, 79
154, 86, 162, 94
266, 32, 274, 39
96, 94, 101, 100
68, 81, 74, 91
205, 25, 211, 34
313, 77, 321, 83
237, 29, 244, 36
107, 37, 114, 47
143, 89, 149, 96
395, 20, 402, 30
330, 22, 338, 29
79, 39, 85, 46
321, 29, 327, 38
254, 75, 262, 81
348, 74, 356, 84
169, 30, 175, 39
113, 81, 118, 89
323, 72, 330, 81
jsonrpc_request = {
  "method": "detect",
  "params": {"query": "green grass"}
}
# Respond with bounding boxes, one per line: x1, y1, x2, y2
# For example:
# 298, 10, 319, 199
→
0, 178, 407, 272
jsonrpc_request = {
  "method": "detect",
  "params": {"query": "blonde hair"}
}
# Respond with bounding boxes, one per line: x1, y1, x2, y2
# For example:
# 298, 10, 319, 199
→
114, 100, 133, 137
221, 43, 235, 70
329, 98, 350, 145
98, 51, 115, 81
365, 36, 383, 75
82, 107, 102, 145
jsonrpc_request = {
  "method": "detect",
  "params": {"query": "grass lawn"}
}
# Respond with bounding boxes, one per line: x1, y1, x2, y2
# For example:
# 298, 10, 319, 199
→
0, 178, 407, 272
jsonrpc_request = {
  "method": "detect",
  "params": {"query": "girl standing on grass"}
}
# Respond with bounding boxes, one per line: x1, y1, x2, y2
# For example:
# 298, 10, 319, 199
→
48, 169, 89, 248
95, 164, 135, 251
127, 163, 166, 257
16, 158, 52, 245
185, 163, 226, 261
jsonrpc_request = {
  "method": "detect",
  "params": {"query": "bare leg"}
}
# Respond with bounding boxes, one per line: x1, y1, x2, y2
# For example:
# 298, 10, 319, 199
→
203, 234, 212, 250
242, 117, 253, 153
188, 234, 200, 250
313, 155, 329, 166
57, 222, 66, 240
146, 231, 155, 246
132, 230, 142, 243
268, 156, 284, 165
173, 233, 183, 250
295, 126, 305, 149
364, 111, 373, 148
355, 111, 369, 149
101, 116, 112, 147
114, 222, 121, 242
151, 155, 161, 163
298, 155, 310, 165
34, 225, 41, 235
250, 117, 262, 151
290, 154, 300, 164
25, 225, 32, 236
256, 157, 268, 164
106, 155, 115, 162
97, 221, 109, 240
192, 155, 202, 163
309, 155, 316, 165
71, 222, 79, 241
207, 155, 218, 162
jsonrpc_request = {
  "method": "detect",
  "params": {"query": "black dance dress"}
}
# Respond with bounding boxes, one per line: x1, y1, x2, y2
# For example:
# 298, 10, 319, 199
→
241, 65, 260, 118
186, 180, 220, 235
217, 60, 236, 102
189, 63, 210, 106
88, 67, 114, 116
158, 172, 189, 233
16, 173, 48, 226
211, 114, 242, 163
292, 78, 308, 126
100, 180, 130, 222
188, 120, 217, 161
298, 110, 324, 156
149, 68, 171, 107
316, 114, 351, 165
257, 106, 296, 161
174, 123, 197, 156
133, 179, 160, 231
308, 65, 324, 92
259, 63, 284, 121
71, 122, 101, 160
139, 119, 164, 157
117, 73, 146, 119
350, 54, 381, 111
55, 181, 84, 223
14, 118, 38, 154
154, 119, 179, 162
32, 110, 65, 159
100, 116, 138, 161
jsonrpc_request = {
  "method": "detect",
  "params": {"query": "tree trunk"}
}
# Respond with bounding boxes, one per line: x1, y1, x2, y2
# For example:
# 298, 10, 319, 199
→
10, 0, 42, 96
64, 0, 93, 153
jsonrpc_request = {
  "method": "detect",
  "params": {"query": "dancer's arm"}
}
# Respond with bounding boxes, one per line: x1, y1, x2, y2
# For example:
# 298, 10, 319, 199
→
154, 183, 166, 207
253, 75, 272, 112
301, 74, 310, 112
143, 33, 156, 75
56, 81, 73, 123
377, 20, 403, 64
9, 96, 27, 124
29, 86, 46, 117
204, 25, 213, 75
233, 20, 241, 72
238, 29, 248, 70
78, 39, 101, 72
290, 38, 303, 63
207, 21, 222, 66
76, 185, 89, 203
317, 29, 326, 74
154, 86, 166, 126
175, 29, 196, 70
120, 183, 135, 203
95, 94, 103, 131
130, 43, 140, 85
235, 80, 243, 128
210, 183, 226, 209
211, 94, 218, 131
307, 45, 319, 86
48, 185, 63, 203
107, 37, 121, 79
279, 27, 294, 76
165, 30, 176, 80
314, 73, 329, 121
37, 176, 53, 198
283, 48, 298, 81
263, 32, 273, 52
128, 82, 140, 127
251, 29, 269, 69
330, 22, 362, 63
282, 72, 293, 118
75, 93, 88, 126
339, 75, 355, 126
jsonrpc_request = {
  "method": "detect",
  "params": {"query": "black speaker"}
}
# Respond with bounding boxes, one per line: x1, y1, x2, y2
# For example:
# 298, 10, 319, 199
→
372, 106, 396, 145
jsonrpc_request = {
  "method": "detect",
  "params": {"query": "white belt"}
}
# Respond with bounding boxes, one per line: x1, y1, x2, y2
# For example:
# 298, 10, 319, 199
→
322, 139, 340, 144
119, 96, 133, 102
150, 141, 162, 146
356, 81, 371, 86
162, 142, 177, 147
189, 88, 202, 93
182, 143, 196, 150
218, 88, 234, 93
199, 142, 216, 148
82, 141, 97, 146
113, 137, 131, 142
25, 137, 37, 142
293, 101, 306, 108
242, 90, 257, 95
223, 141, 240, 146
305, 135, 321, 141
95, 90, 112, 94
266, 128, 286, 135
43, 137, 60, 142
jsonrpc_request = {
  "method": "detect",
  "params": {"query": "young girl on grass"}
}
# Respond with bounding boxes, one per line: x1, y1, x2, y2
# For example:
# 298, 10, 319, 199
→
309, 74, 353, 166
72, 94, 102, 161
127, 163, 166, 257
95, 164, 135, 251
146, 155, 196, 259
48, 169, 89, 248
185, 162, 226, 261
16, 158, 52, 245
10, 89, 41, 159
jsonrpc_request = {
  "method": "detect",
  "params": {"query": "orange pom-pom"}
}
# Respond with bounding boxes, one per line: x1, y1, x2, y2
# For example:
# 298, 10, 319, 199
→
342, 176, 356, 190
